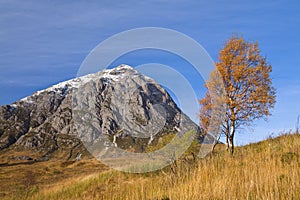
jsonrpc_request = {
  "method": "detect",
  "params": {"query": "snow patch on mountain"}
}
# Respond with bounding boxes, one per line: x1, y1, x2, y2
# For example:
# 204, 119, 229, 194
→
19, 64, 138, 104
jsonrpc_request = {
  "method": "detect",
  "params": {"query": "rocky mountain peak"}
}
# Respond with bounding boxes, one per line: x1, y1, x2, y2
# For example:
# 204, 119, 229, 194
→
0, 65, 201, 161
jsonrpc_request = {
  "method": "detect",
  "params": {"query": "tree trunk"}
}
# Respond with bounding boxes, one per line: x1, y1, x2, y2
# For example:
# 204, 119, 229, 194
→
225, 135, 229, 151
229, 123, 235, 155
211, 140, 217, 153
211, 133, 221, 153
229, 135, 234, 154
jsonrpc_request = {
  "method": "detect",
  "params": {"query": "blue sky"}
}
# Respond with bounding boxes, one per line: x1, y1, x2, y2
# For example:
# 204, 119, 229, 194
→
0, 0, 299, 145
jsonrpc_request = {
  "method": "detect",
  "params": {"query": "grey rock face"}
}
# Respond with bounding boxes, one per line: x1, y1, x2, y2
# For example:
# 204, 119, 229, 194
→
0, 65, 201, 159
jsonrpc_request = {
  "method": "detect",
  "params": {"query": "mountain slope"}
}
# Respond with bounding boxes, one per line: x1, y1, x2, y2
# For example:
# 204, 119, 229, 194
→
0, 65, 200, 161
1, 133, 299, 200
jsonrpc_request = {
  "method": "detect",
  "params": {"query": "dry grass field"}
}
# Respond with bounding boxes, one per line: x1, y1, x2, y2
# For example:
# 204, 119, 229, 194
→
1, 133, 299, 200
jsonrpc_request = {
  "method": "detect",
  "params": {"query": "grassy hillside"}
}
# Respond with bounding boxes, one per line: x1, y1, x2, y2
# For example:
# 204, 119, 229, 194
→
1, 133, 299, 200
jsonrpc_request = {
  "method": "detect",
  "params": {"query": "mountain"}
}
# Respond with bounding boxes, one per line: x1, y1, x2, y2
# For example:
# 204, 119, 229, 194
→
0, 65, 201, 161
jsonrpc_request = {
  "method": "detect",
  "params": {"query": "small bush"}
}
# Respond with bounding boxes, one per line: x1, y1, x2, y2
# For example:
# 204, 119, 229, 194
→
281, 152, 299, 164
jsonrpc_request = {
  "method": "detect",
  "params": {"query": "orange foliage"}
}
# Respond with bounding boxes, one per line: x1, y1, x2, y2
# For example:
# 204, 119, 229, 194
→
199, 35, 276, 154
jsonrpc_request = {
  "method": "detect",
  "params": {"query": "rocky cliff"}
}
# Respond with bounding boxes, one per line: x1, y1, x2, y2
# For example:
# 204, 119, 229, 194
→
0, 65, 201, 161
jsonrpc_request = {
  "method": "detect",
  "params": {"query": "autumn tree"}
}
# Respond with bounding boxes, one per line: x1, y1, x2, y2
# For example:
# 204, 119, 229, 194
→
199, 35, 276, 154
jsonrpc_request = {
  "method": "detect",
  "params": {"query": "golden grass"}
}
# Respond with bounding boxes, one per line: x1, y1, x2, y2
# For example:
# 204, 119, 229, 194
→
2, 133, 300, 200
0, 159, 108, 200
